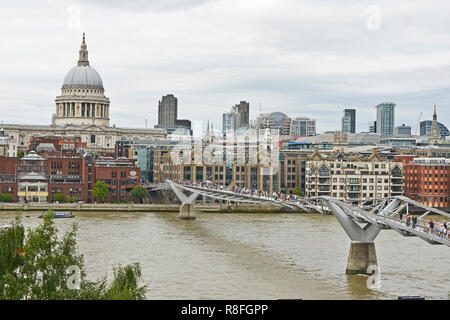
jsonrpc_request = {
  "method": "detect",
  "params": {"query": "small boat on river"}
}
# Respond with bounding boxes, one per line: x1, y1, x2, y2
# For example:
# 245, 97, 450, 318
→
38, 211, 75, 219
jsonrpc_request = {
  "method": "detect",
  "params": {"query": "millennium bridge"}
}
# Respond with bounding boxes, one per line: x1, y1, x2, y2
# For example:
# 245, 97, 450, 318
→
148, 181, 450, 275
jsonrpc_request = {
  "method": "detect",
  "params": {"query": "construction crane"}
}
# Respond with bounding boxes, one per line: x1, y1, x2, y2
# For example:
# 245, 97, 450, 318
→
414, 112, 422, 136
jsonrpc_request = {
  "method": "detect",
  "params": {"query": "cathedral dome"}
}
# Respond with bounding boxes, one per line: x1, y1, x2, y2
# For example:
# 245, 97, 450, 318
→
61, 33, 104, 90
62, 65, 103, 90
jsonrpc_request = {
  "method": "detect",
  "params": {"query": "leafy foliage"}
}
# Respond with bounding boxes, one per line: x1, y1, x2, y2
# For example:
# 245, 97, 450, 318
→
0, 212, 148, 300
130, 186, 149, 203
92, 181, 110, 202
0, 193, 14, 202
293, 187, 304, 197
53, 193, 79, 203
53, 192, 67, 203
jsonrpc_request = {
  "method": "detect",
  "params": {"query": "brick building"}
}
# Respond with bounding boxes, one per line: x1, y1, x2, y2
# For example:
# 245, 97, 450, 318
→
0, 150, 140, 203
399, 156, 450, 209
0, 157, 18, 202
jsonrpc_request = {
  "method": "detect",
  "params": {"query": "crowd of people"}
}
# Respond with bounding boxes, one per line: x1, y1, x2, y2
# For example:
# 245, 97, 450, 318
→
183, 181, 450, 241
425, 220, 449, 239
398, 212, 449, 240
183, 181, 301, 202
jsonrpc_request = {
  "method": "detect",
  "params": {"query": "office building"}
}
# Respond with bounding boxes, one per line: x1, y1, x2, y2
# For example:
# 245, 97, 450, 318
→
157, 94, 177, 127
376, 103, 396, 136
394, 124, 411, 136
222, 112, 232, 133
369, 121, 377, 133
290, 117, 316, 136
342, 109, 356, 133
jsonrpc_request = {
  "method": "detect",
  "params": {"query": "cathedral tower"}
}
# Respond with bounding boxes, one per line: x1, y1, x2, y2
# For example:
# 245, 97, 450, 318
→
54, 33, 110, 127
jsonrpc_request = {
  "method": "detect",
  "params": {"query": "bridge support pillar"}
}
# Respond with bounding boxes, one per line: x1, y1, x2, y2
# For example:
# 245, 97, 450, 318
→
346, 242, 377, 275
322, 198, 381, 275
179, 203, 196, 220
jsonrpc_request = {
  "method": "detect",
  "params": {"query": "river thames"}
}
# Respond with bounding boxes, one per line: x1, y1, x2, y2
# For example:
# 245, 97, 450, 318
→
1, 211, 449, 299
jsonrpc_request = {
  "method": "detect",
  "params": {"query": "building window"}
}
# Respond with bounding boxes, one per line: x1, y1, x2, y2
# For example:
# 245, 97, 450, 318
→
318, 165, 329, 177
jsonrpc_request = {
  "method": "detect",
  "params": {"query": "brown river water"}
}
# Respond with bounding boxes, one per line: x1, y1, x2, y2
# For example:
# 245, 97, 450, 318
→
1, 211, 449, 299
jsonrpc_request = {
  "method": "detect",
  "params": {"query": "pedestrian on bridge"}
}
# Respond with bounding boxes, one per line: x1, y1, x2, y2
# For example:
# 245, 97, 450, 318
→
412, 216, 417, 229
428, 220, 435, 234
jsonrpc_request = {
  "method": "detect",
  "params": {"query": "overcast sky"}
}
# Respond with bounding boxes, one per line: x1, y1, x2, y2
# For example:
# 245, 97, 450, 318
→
1, 0, 449, 133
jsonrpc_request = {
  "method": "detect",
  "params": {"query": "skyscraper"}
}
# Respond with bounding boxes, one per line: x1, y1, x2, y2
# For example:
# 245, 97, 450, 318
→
157, 94, 178, 127
376, 103, 395, 135
341, 109, 356, 133
369, 121, 377, 133
222, 112, 232, 133
231, 101, 250, 131
223, 101, 250, 133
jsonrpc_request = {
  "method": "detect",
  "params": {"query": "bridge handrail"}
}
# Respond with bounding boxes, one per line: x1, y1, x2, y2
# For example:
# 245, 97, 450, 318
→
337, 200, 450, 245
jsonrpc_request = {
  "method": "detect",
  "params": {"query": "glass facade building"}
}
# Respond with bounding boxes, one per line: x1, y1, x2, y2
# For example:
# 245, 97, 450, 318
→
376, 103, 395, 136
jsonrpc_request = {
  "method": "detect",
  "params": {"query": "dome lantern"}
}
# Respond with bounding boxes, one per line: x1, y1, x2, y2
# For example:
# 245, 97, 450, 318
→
61, 33, 104, 90
78, 32, 89, 66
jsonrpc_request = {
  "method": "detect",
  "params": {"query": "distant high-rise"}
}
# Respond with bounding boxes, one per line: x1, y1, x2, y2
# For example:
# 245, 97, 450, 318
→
369, 121, 377, 133
341, 109, 356, 133
222, 112, 232, 133
157, 94, 178, 127
231, 101, 250, 131
376, 103, 395, 135
223, 101, 250, 133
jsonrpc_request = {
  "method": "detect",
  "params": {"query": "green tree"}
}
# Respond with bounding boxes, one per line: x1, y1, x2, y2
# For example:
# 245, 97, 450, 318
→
0, 213, 147, 300
17, 151, 24, 159
53, 192, 68, 203
0, 193, 14, 202
130, 185, 149, 204
92, 181, 110, 203
69, 196, 79, 203
293, 187, 304, 197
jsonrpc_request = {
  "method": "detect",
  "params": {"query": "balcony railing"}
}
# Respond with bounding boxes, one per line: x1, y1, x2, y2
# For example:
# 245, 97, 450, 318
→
0, 174, 17, 183
49, 175, 82, 183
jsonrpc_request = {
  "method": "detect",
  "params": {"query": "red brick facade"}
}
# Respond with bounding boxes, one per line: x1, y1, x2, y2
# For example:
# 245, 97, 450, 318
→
0, 157, 18, 202
397, 156, 450, 209
0, 154, 140, 203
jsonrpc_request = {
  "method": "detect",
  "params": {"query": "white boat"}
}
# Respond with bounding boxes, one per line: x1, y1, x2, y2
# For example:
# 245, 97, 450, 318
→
38, 211, 75, 219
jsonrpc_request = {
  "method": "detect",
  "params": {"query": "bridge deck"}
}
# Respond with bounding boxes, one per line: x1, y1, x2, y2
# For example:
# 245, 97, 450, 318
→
149, 181, 450, 247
